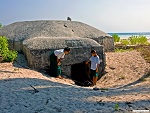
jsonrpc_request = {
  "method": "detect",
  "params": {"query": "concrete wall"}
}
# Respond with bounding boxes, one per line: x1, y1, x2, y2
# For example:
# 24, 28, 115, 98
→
8, 39, 23, 53
8, 36, 114, 53
92, 36, 114, 52
23, 46, 105, 76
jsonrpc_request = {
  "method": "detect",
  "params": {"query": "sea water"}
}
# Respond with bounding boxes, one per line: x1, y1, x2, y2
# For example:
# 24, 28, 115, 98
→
108, 32, 150, 39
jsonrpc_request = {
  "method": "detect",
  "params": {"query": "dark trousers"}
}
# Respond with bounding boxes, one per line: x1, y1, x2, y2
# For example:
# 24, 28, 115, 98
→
49, 52, 61, 77
90, 69, 96, 80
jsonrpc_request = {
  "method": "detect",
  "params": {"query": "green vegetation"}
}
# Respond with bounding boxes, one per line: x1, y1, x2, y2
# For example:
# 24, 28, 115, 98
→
114, 35, 150, 63
120, 39, 130, 45
114, 103, 119, 111
14, 68, 19, 71
137, 46, 150, 63
112, 34, 120, 42
115, 48, 133, 52
0, 36, 18, 62
139, 71, 150, 82
115, 35, 149, 46
129, 35, 148, 45
139, 78, 147, 82
115, 45, 150, 63
100, 88, 109, 90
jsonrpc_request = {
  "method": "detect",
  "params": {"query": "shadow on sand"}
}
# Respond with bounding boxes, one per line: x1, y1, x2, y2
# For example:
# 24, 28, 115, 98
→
0, 77, 149, 113
2, 53, 148, 112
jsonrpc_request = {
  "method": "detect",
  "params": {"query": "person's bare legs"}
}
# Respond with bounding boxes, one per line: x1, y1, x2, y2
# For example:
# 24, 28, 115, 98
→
93, 76, 100, 90
56, 75, 63, 79
56, 65, 63, 79
93, 76, 98, 86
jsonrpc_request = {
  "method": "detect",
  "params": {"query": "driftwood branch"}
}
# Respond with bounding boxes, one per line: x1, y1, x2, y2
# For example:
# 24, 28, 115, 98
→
30, 85, 39, 93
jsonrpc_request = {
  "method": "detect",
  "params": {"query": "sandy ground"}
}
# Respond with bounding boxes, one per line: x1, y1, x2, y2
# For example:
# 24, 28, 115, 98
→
0, 51, 150, 113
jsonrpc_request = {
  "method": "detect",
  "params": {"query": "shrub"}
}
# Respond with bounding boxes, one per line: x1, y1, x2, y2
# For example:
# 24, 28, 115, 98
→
128, 36, 138, 45
112, 34, 120, 42
128, 35, 148, 45
114, 103, 119, 111
0, 36, 18, 62
115, 48, 133, 52
137, 36, 148, 45
120, 39, 130, 45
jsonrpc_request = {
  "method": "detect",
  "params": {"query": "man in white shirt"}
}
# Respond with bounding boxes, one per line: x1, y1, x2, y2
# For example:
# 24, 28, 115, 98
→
86, 50, 100, 86
49, 47, 70, 78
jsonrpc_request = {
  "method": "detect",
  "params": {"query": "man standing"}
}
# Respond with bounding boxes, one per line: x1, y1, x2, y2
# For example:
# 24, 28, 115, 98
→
49, 47, 70, 78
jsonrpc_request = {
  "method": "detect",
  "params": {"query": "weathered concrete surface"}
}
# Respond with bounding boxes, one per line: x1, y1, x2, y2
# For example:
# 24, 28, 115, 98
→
0, 20, 111, 75
0, 20, 114, 52
23, 37, 105, 76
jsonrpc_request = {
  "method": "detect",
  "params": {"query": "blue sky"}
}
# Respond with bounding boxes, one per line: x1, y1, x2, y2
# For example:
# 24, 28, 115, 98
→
0, 0, 150, 32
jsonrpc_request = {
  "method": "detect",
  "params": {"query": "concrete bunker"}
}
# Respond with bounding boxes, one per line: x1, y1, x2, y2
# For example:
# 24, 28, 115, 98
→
23, 37, 106, 76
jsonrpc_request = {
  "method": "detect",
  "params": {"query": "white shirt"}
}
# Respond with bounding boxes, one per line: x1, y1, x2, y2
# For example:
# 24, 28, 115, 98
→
54, 49, 65, 59
90, 55, 100, 70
